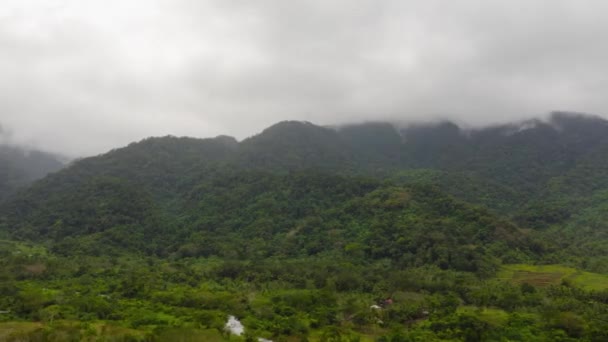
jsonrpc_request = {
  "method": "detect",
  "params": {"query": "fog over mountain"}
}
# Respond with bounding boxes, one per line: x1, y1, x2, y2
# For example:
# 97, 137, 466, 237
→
6, 3, 608, 340
0, 143, 65, 202
2, 1, 608, 157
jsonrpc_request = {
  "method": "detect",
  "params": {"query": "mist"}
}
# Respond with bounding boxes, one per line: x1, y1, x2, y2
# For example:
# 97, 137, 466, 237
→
2, 1, 608, 157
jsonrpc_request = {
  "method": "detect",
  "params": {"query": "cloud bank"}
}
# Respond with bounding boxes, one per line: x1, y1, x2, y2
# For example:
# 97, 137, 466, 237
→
1, 0, 607, 156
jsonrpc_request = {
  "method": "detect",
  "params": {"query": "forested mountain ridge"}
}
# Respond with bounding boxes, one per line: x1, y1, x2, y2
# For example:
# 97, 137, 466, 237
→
2, 112, 608, 341
3, 112, 608, 260
1, 169, 534, 271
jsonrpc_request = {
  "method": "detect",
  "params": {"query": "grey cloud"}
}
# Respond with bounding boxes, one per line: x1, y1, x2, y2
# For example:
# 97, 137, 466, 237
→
1, 0, 608, 156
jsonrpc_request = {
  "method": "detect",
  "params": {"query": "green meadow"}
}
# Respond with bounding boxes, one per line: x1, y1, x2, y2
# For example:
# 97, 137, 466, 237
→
498, 264, 608, 291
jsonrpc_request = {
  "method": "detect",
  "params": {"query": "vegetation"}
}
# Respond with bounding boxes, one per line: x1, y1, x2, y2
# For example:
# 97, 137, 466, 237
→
2, 113, 608, 340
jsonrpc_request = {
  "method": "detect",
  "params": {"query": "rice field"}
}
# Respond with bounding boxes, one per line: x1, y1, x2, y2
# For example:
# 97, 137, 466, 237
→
498, 264, 608, 291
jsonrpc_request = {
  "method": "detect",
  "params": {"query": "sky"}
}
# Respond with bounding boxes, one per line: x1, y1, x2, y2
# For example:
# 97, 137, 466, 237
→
1, 0, 607, 157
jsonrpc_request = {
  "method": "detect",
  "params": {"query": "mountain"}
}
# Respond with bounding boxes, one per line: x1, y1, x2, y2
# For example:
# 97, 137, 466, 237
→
1, 168, 533, 272
236, 121, 356, 171
235, 113, 608, 218
2, 112, 608, 340
4, 112, 608, 248
0, 144, 65, 202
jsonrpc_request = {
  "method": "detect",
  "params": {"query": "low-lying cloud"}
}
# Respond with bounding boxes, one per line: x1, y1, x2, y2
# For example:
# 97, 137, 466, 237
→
1, 0, 607, 156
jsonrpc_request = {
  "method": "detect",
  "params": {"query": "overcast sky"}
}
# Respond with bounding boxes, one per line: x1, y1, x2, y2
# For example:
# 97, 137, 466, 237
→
1, 0, 607, 156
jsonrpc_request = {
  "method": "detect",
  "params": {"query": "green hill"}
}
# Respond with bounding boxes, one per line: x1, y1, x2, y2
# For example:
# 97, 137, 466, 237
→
3, 113, 608, 340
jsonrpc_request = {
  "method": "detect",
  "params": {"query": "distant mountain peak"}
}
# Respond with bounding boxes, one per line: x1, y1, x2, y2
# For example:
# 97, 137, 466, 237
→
214, 135, 239, 148
547, 111, 608, 130
258, 120, 319, 134
244, 120, 338, 145
399, 120, 464, 143
0, 143, 65, 201
549, 110, 602, 120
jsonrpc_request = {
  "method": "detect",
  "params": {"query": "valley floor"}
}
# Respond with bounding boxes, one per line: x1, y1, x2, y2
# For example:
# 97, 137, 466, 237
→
2, 244, 608, 342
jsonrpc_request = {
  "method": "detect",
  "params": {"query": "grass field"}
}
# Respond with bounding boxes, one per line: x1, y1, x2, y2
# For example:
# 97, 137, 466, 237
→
498, 264, 608, 291
0, 321, 382, 342
0, 321, 228, 341
457, 306, 509, 326
0, 322, 43, 340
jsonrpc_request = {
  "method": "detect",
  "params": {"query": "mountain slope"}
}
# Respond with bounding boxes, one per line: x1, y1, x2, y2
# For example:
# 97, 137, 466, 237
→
233, 113, 608, 218
1, 168, 534, 272
3, 113, 608, 340
2, 112, 608, 260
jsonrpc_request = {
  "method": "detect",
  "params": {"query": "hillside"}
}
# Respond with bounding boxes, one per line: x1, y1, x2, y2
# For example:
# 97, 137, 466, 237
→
1, 170, 532, 270
2, 113, 608, 340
